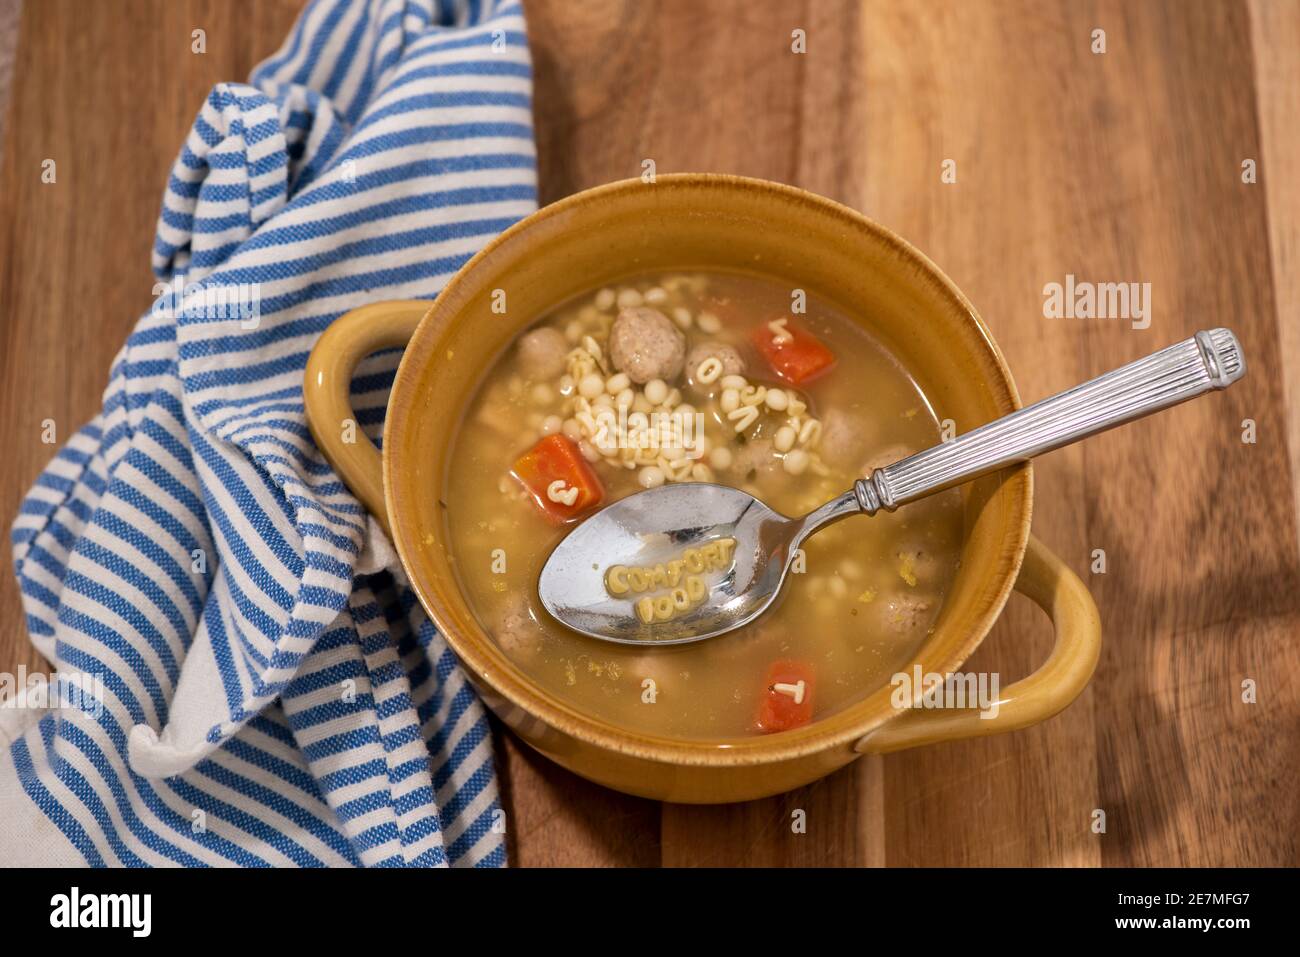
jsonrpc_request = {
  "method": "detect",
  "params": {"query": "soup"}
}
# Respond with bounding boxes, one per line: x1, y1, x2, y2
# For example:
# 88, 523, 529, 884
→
443, 272, 963, 740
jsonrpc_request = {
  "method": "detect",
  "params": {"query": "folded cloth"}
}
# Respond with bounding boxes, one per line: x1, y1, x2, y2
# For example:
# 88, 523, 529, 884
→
1, 0, 536, 867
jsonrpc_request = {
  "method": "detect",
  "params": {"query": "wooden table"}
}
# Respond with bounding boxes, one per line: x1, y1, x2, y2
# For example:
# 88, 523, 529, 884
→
2, 0, 1296, 867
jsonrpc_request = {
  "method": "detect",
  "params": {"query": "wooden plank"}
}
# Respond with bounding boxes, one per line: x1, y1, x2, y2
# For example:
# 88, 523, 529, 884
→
1246, 0, 1300, 860
529, 0, 867, 204
1250, 0, 1300, 561
532, 0, 880, 867
493, 725, 661, 867
855, 0, 1103, 866
858, 0, 1299, 866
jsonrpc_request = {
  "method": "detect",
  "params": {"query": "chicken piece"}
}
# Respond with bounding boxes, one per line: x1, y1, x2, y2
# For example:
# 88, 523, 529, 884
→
608, 307, 686, 384
516, 326, 568, 380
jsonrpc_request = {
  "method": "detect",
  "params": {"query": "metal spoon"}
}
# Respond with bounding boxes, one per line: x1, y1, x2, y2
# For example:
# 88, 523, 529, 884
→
539, 328, 1245, 645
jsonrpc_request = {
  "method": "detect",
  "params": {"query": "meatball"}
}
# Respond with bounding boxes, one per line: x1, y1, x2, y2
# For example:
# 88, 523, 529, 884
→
894, 545, 945, 586
819, 408, 870, 470
732, 438, 780, 480
608, 307, 686, 384
516, 326, 568, 380
494, 598, 543, 661
881, 594, 932, 634
684, 341, 745, 389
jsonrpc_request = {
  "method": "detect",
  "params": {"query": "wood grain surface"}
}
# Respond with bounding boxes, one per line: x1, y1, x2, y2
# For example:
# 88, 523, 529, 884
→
1, 0, 1296, 867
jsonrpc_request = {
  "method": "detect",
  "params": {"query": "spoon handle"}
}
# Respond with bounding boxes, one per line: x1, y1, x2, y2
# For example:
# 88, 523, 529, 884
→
854, 328, 1245, 514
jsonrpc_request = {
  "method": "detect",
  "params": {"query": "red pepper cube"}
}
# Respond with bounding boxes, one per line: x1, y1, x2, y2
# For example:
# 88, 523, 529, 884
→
510, 435, 604, 524
756, 659, 815, 733
751, 320, 837, 386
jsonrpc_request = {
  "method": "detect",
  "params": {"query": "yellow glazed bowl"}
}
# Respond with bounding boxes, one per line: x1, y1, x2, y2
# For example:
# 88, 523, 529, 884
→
304, 174, 1101, 803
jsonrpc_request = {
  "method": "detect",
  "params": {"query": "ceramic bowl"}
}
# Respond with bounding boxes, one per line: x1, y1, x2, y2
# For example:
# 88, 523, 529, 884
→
304, 174, 1100, 803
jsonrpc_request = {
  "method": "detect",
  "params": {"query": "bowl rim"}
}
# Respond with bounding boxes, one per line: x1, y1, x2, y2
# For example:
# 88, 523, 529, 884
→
383, 173, 1033, 766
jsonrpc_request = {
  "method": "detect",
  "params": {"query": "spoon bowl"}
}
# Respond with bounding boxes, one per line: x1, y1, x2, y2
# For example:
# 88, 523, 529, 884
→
538, 482, 856, 645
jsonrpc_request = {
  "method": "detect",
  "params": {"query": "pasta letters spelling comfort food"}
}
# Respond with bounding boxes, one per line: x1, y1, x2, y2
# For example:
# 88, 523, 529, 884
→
604, 537, 737, 624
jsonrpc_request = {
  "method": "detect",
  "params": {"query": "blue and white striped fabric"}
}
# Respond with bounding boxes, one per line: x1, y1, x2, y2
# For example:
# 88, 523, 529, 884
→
1, 0, 536, 867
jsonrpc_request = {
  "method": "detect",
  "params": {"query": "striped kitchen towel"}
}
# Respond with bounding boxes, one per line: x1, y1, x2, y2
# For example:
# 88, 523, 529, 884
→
1, 0, 536, 867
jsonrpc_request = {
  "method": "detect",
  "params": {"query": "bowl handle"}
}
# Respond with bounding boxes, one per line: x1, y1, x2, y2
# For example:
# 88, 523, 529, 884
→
855, 534, 1100, 753
303, 300, 430, 537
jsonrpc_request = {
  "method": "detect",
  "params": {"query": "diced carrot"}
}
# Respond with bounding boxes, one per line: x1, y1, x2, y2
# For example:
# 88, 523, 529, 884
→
755, 659, 815, 733
751, 320, 836, 386
510, 435, 604, 524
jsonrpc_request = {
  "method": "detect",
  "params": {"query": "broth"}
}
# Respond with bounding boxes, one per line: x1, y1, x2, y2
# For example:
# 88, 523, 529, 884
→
443, 272, 963, 740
